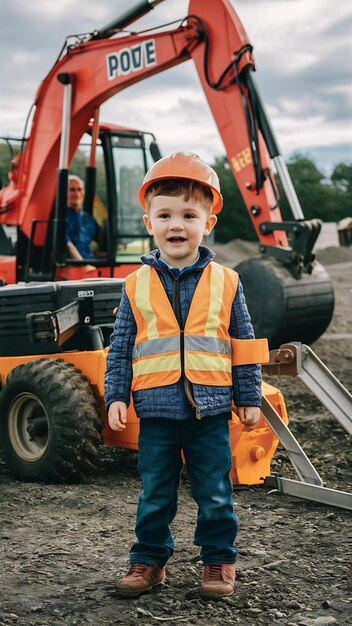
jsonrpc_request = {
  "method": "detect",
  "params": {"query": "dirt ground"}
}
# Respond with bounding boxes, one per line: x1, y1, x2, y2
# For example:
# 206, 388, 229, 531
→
0, 247, 351, 626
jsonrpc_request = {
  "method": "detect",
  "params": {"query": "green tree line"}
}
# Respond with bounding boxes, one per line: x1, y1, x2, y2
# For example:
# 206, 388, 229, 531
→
211, 154, 352, 242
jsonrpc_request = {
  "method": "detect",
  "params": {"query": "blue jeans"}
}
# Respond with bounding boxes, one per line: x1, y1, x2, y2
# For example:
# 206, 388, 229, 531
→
129, 414, 238, 567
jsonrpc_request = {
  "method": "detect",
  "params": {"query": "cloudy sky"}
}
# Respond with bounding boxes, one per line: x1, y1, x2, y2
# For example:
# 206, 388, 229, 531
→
0, 0, 351, 175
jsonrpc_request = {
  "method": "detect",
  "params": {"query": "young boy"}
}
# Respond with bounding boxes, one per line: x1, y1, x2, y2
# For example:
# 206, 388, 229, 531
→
104, 152, 266, 600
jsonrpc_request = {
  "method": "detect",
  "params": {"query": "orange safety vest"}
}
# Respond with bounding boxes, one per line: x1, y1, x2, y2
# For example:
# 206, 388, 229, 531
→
125, 262, 268, 392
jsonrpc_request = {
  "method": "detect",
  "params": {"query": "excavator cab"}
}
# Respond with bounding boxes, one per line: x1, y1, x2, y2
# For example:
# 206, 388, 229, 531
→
69, 124, 159, 267
51, 124, 162, 281
0, 127, 160, 283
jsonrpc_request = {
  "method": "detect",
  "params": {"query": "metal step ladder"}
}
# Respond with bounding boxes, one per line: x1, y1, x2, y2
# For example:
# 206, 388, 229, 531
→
261, 342, 352, 510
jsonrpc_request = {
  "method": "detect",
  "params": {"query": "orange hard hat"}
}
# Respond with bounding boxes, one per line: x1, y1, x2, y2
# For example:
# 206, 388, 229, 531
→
138, 151, 223, 214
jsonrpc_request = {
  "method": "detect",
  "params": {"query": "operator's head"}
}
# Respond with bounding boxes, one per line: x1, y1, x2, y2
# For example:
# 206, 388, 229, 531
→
138, 152, 223, 215
8, 153, 21, 185
67, 174, 85, 212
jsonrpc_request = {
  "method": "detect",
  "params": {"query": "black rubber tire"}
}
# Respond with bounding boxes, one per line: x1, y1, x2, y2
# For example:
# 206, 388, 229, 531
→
0, 359, 102, 483
235, 257, 335, 348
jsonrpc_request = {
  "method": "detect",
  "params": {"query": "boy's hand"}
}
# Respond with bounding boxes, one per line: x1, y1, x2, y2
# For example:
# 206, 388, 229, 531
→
108, 401, 128, 431
236, 406, 260, 427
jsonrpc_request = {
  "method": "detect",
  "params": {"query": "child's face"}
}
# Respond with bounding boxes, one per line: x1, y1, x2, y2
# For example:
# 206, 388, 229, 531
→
143, 194, 217, 268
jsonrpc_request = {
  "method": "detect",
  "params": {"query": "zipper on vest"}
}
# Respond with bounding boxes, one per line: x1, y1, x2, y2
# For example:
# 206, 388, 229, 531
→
184, 376, 201, 419
173, 277, 201, 420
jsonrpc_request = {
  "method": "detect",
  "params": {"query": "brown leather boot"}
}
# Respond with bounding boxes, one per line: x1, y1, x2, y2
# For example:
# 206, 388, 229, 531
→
200, 564, 236, 599
116, 563, 166, 598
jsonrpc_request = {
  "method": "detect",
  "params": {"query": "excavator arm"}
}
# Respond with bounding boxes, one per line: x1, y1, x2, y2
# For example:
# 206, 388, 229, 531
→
13, 0, 284, 248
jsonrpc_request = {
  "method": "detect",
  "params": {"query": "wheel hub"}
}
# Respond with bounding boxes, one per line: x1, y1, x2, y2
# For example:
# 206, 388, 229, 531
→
8, 393, 49, 462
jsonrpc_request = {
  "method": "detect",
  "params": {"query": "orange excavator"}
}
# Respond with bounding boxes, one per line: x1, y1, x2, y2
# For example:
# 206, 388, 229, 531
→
0, 0, 334, 348
1, 0, 349, 509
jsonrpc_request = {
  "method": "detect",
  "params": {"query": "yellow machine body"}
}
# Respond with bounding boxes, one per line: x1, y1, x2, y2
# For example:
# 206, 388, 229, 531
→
0, 351, 288, 485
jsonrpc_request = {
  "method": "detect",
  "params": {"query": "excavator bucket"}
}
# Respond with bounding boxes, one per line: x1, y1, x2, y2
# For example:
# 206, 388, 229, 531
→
230, 381, 288, 485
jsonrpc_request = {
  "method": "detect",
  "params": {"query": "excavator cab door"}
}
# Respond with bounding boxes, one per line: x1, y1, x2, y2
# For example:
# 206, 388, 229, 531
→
102, 129, 156, 262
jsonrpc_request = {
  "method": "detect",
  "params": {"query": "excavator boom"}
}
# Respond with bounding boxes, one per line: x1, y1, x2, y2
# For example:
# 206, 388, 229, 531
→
5, 0, 281, 246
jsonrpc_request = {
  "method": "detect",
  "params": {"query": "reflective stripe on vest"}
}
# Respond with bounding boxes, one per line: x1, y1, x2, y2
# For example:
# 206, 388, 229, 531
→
125, 262, 238, 391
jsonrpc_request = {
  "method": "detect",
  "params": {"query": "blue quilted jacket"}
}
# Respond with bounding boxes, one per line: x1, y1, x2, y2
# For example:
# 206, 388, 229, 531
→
104, 246, 262, 419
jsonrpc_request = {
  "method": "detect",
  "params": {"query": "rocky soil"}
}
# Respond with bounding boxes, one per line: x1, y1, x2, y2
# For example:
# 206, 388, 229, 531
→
0, 247, 351, 626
